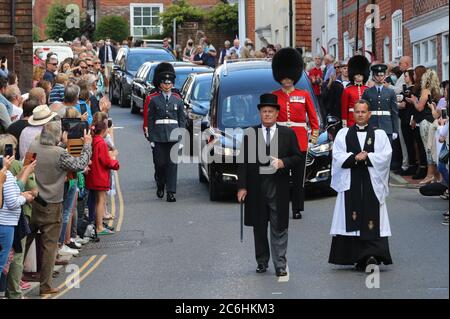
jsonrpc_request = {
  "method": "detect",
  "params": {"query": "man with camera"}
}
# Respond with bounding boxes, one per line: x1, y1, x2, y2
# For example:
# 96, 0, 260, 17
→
0, 56, 9, 79
26, 120, 92, 296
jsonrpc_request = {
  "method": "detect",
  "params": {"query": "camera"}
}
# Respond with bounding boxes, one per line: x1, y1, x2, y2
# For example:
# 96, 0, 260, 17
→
107, 118, 112, 128
402, 84, 412, 101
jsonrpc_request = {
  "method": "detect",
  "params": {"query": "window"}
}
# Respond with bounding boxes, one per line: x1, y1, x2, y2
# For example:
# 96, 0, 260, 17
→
328, 38, 338, 60
391, 10, 403, 60
316, 38, 322, 55
284, 26, 289, 48
364, 19, 373, 61
130, 3, 163, 38
443, 33, 449, 81
328, 0, 336, 16
413, 37, 438, 70
275, 30, 279, 45
383, 37, 390, 64
343, 32, 350, 59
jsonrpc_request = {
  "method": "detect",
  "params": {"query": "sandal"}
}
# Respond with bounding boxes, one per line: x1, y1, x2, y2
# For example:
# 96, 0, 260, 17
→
103, 214, 114, 220
97, 228, 115, 236
419, 176, 435, 185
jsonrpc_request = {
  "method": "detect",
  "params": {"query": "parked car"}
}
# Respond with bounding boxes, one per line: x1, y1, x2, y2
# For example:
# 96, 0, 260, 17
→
172, 65, 213, 91
198, 60, 339, 201
130, 61, 193, 114
180, 72, 214, 153
33, 41, 73, 63
109, 47, 175, 107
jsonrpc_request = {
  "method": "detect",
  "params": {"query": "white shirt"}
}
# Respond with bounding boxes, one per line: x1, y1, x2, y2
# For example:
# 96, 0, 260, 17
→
106, 45, 113, 63
11, 104, 23, 122
262, 124, 276, 144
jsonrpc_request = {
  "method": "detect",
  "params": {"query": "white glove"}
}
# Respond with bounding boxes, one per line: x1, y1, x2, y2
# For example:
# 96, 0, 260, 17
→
150, 142, 155, 148
392, 133, 398, 140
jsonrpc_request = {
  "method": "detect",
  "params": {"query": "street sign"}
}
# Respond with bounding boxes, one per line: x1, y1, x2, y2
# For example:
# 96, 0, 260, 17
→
181, 22, 198, 29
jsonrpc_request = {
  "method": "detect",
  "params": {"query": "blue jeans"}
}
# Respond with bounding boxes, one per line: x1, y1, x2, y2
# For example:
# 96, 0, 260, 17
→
59, 183, 78, 244
87, 190, 96, 224
438, 161, 449, 187
0, 225, 15, 274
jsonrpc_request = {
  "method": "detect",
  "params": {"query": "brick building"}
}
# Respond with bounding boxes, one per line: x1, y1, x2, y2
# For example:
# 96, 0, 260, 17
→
254, 0, 312, 54
0, 0, 33, 92
338, 0, 449, 80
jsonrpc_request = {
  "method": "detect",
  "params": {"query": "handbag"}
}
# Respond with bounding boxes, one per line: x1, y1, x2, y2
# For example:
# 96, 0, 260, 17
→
439, 143, 449, 164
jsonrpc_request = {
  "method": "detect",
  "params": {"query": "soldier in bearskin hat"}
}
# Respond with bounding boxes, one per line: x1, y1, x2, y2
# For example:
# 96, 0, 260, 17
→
143, 62, 186, 202
272, 48, 319, 220
341, 55, 370, 128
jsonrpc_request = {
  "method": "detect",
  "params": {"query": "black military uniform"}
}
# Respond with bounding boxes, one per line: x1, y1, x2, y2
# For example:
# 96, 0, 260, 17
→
147, 63, 186, 202
361, 64, 399, 141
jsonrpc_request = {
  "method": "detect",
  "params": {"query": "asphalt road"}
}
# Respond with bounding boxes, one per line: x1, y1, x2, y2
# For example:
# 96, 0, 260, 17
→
50, 105, 448, 299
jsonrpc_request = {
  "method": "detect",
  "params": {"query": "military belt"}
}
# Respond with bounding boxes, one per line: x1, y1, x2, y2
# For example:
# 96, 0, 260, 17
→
155, 119, 178, 125
277, 122, 307, 128
371, 111, 391, 116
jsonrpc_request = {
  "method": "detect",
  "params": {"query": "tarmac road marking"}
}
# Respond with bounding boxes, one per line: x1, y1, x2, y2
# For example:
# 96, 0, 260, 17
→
51, 255, 108, 299
41, 255, 98, 299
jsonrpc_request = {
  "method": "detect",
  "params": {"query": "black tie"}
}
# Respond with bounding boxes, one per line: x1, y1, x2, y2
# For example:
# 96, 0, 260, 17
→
266, 127, 271, 146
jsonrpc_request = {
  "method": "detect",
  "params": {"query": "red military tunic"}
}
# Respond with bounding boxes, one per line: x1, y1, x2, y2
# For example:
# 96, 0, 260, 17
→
341, 84, 368, 127
142, 91, 182, 132
272, 88, 319, 152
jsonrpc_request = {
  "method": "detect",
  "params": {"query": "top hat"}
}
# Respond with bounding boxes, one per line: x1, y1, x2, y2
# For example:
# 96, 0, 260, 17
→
272, 48, 304, 85
257, 93, 280, 110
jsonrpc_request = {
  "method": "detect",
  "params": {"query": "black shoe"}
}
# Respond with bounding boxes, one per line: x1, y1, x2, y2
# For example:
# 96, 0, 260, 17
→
366, 256, 379, 267
399, 166, 417, 176
276, 268, 287, 277
292, 211, 302, 219
256, 264, 268, 273
412, 167, 427, 180
167, 193, 176, 202
156, 184, 164, 199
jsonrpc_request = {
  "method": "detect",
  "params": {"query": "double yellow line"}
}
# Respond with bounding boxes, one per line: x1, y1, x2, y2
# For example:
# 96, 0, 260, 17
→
44, 170, 125, 299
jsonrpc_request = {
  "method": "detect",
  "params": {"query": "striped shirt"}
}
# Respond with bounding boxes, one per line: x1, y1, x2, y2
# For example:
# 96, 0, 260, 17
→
49, 83, 65, 104
0, 171, 26, 226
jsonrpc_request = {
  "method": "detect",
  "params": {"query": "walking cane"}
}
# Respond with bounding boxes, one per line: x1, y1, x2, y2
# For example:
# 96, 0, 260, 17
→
240, 201, 244, 243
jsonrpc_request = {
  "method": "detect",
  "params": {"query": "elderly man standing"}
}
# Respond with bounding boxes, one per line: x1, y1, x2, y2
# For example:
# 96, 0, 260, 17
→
4, 84, 24, 122
26, 121, 92, 296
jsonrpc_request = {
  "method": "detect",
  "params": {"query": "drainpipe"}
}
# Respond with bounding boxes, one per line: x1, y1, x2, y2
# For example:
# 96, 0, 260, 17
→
11, 0, 16, 35
289, 0, 293, 47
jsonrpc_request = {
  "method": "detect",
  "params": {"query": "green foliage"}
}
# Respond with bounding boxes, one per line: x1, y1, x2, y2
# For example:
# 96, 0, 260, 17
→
44, 1, 84, 41
94, 16, 130, 42
160, 0, 205, 36
207, 3, 238, 35
33, 24, 41, 42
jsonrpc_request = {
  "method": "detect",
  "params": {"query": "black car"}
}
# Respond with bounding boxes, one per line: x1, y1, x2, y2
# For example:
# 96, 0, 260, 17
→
198, 60, 339, 201
109, 47, 175, 108
130, 61, 193, 114
181, 72, 214, 148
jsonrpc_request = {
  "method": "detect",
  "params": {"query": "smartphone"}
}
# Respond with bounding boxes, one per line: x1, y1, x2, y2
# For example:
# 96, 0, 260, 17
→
108, 118, 112, 128
428, 94, 433, 104
5, 144, 13, 157
442, 108, 448, 120
0, 155, 3, 170
62, 118, 88, 139
24, 152, 37, 166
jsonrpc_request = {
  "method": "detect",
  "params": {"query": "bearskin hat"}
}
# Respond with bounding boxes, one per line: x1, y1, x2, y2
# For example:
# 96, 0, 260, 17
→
348, 55, 371, 84
152, 62, 176, 86
272, 48, 304, 85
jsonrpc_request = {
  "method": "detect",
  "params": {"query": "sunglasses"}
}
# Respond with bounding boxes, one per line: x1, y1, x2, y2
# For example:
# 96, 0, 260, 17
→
80, 66, 88, 69
50, 63, 58, 66
87, 64, 94, 67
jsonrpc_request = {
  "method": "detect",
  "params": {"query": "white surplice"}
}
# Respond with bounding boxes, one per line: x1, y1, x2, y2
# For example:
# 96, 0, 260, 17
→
330, 127, 392, 237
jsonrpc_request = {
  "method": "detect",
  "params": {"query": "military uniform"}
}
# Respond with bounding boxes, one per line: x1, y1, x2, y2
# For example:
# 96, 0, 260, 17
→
272, 48, 319, 219
361, 64, 399, 139
146, 63, 186, 201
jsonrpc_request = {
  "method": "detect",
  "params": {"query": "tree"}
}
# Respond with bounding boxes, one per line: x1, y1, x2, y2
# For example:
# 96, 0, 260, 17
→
94, 16, 130, 43
160, 0, 205, 36
45, 1, 84, 41
33, 24, 41, 42
207, 2, 238, 36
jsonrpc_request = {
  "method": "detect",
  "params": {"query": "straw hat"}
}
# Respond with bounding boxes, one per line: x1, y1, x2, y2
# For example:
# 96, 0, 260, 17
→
28, 104, 58, 126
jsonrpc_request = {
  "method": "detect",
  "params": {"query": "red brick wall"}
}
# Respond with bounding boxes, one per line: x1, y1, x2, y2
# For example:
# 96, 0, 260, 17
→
33, 0, 84, 40
246, 0, 255, 43
295, 0, 311, 52
0, 0, 33, 92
